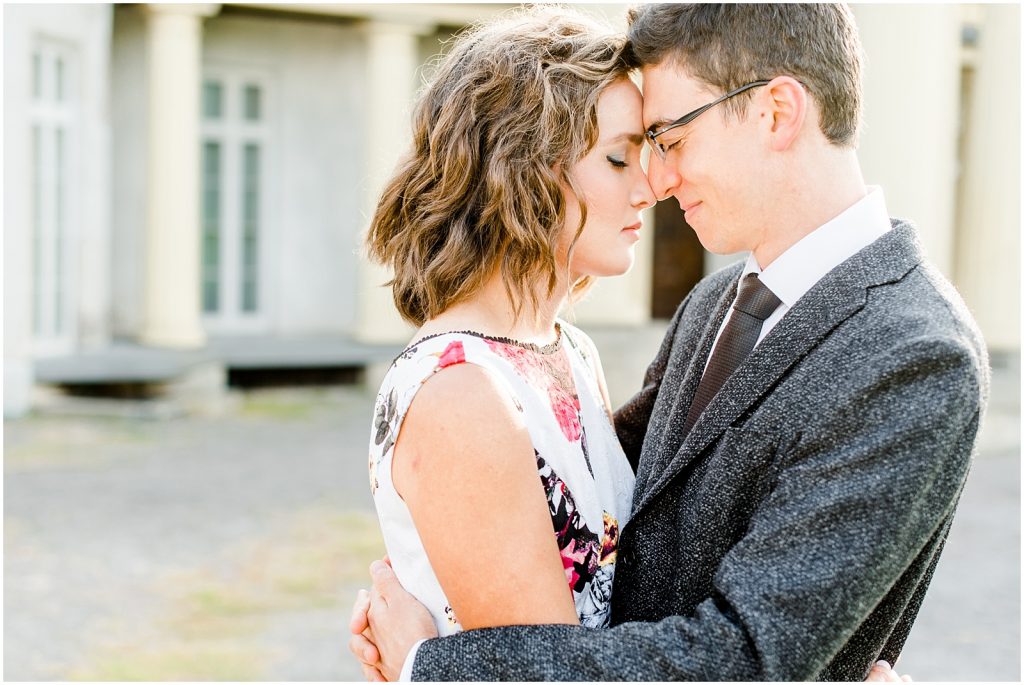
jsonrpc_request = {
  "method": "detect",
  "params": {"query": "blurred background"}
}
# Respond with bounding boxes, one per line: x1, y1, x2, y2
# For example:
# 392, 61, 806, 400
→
3, 2, 1020, 681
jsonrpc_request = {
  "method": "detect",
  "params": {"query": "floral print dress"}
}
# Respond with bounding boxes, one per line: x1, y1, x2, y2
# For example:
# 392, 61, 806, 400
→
368, 321, 635, 635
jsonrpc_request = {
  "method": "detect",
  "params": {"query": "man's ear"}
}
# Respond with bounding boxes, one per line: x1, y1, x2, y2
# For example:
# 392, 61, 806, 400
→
761, 76, 807, 152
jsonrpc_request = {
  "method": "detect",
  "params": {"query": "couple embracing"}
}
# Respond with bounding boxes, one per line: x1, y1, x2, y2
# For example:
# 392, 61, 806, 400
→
350, 4, 989, 681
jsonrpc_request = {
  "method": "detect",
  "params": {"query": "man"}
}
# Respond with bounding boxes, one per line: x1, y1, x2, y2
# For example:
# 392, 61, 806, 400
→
351, 4, 989, 680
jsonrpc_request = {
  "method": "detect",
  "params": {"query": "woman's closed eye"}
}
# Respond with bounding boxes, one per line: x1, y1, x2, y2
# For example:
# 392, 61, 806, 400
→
606, 155, 628, 169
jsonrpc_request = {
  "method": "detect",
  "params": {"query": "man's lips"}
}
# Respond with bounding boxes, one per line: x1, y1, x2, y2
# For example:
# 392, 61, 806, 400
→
681, 200, 701, 214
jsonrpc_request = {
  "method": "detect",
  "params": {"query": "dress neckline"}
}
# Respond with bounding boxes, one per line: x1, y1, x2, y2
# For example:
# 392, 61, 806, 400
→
402, 322, 564, 357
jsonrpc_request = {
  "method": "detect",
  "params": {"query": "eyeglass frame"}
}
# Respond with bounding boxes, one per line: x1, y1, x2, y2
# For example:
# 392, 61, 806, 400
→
645, 79, 772, 161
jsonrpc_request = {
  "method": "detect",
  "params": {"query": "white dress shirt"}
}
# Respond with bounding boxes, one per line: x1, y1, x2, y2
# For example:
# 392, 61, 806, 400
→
398, 186, 892, 682
399, 639, 427, 681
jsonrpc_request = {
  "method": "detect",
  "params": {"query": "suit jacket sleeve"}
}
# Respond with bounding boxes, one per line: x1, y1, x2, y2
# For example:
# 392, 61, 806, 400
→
613, 296, 690, 472
410, 334, 987, 681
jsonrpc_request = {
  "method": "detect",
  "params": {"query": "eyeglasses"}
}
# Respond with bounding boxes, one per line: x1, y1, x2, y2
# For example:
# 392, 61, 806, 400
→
645, 80, 771, 161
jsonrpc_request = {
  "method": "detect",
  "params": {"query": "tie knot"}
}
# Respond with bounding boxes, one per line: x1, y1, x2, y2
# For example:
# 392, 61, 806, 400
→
732, 273, 781, 321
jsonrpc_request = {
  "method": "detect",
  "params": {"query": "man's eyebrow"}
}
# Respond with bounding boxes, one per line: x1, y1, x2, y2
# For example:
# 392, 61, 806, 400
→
645, 118, 674, 135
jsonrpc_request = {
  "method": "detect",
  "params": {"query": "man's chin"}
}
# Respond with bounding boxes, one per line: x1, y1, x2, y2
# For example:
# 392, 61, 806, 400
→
691, 225, 745, 257
691, 227, 725, 255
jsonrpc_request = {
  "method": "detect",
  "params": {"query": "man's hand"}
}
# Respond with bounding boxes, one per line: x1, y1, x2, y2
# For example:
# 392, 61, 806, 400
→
349, 558, 438, 681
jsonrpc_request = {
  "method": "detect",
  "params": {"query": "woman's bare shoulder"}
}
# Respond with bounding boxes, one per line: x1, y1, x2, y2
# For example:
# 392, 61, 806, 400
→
393, 360, 532, 498
404, 362, 525, 447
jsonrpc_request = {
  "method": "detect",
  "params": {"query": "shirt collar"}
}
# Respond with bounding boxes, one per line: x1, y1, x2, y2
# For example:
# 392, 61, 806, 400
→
741, 186, 892, 307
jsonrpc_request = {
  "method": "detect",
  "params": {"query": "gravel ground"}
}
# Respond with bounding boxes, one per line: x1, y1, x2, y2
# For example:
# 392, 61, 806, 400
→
3, 331, 1019, 681
4, 387, 381, 681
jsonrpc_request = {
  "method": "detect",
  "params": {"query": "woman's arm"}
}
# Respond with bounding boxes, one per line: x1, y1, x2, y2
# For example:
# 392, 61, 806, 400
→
392, 363, 579, 630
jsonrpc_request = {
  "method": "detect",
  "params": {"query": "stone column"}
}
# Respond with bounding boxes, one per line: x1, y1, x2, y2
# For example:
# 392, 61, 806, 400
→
4, 8, 35, 415
573, 205, 656, 326
954, 5, 1020, 353
353, 20, 431, 345
854, 5, 963, 278
138, 3, 219, 348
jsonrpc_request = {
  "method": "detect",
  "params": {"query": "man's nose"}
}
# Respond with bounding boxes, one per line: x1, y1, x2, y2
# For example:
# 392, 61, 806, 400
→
646, 152, 681, 202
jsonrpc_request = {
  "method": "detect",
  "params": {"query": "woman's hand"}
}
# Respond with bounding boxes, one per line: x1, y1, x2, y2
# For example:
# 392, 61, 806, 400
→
348, 588, 385, 682
866, 660, 912, 682
348, 558, 439, 682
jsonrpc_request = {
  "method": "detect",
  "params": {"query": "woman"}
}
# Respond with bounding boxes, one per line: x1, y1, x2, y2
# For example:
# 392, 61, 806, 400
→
360, 7, 909, 682
366, 7, 648, 634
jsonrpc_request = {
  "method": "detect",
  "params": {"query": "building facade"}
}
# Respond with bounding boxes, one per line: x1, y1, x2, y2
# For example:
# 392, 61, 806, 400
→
4, 3, 1019, 416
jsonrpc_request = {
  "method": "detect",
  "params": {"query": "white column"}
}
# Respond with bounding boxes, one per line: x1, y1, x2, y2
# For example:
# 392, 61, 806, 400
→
78, 6, 115, 348
4, 9, 35, 416
573, 204, 655, 326
854, 5, 962, 278
353, 20, 430, 344
138, 4, 218, 348
954, 5, 1020, 353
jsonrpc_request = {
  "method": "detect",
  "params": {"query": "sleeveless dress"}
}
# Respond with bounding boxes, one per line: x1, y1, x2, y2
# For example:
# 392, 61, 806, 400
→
368, 321, 635, 635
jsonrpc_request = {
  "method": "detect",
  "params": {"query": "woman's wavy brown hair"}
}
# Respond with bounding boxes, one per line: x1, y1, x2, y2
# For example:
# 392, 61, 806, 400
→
365, 7, 630, 326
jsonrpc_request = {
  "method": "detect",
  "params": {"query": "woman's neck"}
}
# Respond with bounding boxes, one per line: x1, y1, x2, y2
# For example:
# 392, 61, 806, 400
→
418, 271, 569, 346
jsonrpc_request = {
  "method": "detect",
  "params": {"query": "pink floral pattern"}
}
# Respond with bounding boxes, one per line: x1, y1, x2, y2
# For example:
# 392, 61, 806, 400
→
485, 340, 582, 442
436, 340, 466, 369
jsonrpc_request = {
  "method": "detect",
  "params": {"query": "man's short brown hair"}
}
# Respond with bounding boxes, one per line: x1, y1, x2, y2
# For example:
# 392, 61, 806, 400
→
626, 3, 864, 147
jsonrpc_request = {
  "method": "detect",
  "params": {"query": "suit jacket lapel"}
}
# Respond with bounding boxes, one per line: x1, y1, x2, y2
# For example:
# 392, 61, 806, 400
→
632, 276, 737, 500
631, 223, 922, 519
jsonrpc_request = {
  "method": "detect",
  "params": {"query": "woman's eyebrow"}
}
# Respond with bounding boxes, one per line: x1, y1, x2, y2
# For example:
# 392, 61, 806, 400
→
605, 132, 646, 145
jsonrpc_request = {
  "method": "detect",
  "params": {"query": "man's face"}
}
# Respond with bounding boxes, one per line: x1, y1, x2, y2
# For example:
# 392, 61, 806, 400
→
641, 62, 768, 256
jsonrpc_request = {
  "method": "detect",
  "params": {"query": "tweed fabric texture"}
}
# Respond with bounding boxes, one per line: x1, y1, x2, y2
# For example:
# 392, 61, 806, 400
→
683, 273, 781, 435
411, 221, 990, 682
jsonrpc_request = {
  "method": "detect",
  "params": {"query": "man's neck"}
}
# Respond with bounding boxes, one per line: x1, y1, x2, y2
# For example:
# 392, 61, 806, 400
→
752, 149, 868, 270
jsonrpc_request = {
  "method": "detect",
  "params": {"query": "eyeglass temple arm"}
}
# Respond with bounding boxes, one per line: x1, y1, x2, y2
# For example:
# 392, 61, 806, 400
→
651, 79, 773, 141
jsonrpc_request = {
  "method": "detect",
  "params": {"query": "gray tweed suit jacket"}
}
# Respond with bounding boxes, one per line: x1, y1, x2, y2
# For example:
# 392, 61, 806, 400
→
411, 220, 989, 681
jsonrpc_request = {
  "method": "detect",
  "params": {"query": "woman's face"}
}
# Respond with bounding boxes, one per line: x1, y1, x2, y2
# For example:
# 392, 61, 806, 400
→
561, 78, 656, 280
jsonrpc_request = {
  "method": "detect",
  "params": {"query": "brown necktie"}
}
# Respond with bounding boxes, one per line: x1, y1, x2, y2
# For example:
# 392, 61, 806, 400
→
682, 273, 781, 436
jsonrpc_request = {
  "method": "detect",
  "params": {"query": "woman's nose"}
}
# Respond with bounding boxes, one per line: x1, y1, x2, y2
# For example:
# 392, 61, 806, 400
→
632, 168, 657, 210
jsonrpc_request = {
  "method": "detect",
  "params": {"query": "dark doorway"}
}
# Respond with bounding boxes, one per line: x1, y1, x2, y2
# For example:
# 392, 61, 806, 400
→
651, 199, 705, 318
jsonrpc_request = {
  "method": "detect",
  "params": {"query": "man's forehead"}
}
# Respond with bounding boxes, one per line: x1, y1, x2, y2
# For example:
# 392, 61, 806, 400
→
639, 63, 709, 128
